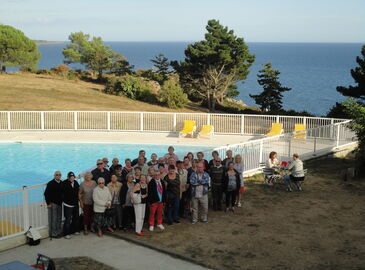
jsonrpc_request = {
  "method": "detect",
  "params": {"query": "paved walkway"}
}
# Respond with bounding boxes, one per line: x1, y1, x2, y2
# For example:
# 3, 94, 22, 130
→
0, 234, 209, 270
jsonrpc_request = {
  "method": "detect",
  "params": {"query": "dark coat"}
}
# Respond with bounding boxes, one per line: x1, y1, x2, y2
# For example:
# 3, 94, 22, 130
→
91, 168, 111, 185
44, 179, 63, 205
62, 180, 80, 206
223, 169, 241, 192
148, 178, 166, 204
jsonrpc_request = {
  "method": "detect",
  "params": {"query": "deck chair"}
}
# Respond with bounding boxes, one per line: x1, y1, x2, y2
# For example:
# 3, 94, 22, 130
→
0, 220, 23, 237
198, 125, 214, 139
179, 120, 196, 138
259, 162, 281, 185
266, 123, 284, 137
294, 124, 306, 139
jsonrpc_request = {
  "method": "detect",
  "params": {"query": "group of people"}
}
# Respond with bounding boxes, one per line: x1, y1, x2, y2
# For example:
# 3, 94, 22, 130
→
44, 146, 304, 239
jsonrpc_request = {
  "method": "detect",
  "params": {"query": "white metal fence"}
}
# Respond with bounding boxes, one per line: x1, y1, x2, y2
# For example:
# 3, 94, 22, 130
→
0, 118, 357, 240
0, 111, 347, 134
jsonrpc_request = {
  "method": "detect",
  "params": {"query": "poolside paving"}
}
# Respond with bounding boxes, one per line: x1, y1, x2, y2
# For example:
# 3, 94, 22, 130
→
0, 233, 210, 270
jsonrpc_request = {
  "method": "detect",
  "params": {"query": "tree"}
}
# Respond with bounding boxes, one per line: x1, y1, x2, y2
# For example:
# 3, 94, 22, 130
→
250, 63, 291, 112
110, 54, 134, 76
0, 25, 40, 73
62, 32, 117, 80
337, 45, 365, 100
159, 77, 188, 109
172, 19, 255, 112
151, 54, 171, 84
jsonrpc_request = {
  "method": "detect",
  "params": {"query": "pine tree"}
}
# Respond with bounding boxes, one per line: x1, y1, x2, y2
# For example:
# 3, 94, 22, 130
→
337, 45, 365, 101
250, 63, 291, 112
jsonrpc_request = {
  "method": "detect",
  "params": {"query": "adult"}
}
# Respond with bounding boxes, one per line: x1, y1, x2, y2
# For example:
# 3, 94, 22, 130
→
122, 159, 133, 182
79, 172, 97, 235
148, 172, 166, 231
285, 154, 305, 192
44, 171, 63, 238
196, 152, 209, 171
223, 162, 241, 212
109, 158, 121, 174
266, 151, 280, 168
93, 177, 113, 237
92, 159, 111, 185
114, 165, 124, 183
190, 163, 210, 224
165, 157, 177, 170
177, 160, 189, 217
158, 163, 167, 179
208, 151, 219, 169
133, 167, 142, 183
102, 157, 110, 170
131, 150, 147, 166
147, 153, 158, 168
147, 167, 156, 183
223, 150, 234, 168
186, 152, 194, 166
62, 172, 80, 239
234, 154, 244, 207
107, 174, 123, 229
133, 156, 149, 175
119, 173, 135, 231
164, 165, 182, 225
131, 174, 148, 236
183, 156, 191, 169
209, 158, 225, 211
164, 146, 179, 162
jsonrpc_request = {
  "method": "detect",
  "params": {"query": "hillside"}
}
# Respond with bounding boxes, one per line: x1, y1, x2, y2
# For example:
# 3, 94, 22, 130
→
0, 73, 205, 112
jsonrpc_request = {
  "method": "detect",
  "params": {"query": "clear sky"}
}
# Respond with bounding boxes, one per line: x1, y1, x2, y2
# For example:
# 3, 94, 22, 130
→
1, 0, 364, 42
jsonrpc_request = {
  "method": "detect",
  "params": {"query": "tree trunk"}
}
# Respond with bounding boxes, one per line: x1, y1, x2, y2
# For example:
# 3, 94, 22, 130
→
207, 89, 212, 112
97, 69, 103, 81
211, 92, 216, 112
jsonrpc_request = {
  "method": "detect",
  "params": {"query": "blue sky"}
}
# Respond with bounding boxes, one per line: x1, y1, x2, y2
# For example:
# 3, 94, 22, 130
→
1, 0, 364, 42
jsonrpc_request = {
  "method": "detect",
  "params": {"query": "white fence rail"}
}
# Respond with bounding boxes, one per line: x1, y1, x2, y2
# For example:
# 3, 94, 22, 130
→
0, 111, 347, 135
0, 119, 357, 240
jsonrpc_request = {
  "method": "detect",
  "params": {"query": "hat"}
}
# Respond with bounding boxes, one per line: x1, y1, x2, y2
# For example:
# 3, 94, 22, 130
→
68, 171, 75, 178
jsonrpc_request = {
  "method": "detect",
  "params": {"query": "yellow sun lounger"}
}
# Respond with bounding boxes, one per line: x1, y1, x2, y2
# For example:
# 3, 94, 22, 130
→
198, 125, 214, 139
0, 220, 23, 237
179, 120, 196, 138
294, 124, 306, 139
266, 123, 284, 137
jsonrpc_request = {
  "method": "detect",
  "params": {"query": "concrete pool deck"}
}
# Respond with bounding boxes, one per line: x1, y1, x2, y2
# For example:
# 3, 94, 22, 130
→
0, 131, 255, 146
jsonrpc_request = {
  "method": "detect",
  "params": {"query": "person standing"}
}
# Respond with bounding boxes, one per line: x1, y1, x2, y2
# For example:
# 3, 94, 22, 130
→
107, 174, 123, 229
196, 152, 209, 171
120, 173, 135, 231
62, 172, 80, 239
164, 165, 182, 225
79, 172, 97, 235
122, 159, 133, 182
164, 146, 179, 162
148, 172, 166, 231
44, 171, 63, 238
93, 177, 113, 237
190, 163, 210, 224
176, 161, 189, 217
209, 158, 225, 211
131, 150, 147, 166
109, 158, 121, 174
223, 150, 234, 168
131, 174, 148, 236
147, 153, 158, 168
92, 159, 111, 185
223, 162, 241, 213
208, 151, 220, 169
234, 154, 244, 207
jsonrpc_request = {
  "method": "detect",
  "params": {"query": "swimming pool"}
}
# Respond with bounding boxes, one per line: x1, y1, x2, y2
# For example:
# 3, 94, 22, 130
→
0, 142, 213, 192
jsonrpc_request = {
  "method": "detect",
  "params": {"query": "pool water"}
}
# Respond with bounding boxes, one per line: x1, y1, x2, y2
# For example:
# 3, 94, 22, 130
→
0, 143, 212, 192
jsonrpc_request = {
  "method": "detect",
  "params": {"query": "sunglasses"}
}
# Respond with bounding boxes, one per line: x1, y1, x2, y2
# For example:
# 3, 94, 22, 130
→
55, 174, 61, 176
97, 163, 103, 165
99, 182, 105, 185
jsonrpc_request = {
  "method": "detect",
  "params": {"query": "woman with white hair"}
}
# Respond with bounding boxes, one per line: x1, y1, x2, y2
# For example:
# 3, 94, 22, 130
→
92, 177, 112, 237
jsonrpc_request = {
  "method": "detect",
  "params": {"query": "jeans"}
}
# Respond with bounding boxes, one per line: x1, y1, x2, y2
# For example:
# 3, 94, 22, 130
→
226, 190, 237, 208
212, 185, 223, 210
48, 203, 62, 237
149, 202, 164, 226
63, 205, 79, 236
284, 175, 291, 187
122, 205, 135, 229
191, 195, 208, 222
167, 197, 180, 223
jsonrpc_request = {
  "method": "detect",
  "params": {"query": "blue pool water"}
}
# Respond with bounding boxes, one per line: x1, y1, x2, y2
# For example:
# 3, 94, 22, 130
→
0, 143, 212, 192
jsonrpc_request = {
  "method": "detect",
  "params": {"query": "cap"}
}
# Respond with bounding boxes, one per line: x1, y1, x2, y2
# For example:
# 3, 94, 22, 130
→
68, 171, 75, 178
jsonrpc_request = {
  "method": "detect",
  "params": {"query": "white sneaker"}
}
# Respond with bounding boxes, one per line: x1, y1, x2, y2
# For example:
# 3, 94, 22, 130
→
237, 202, 242, 207
157, 224, 165, 230
73, 232, 80, 235
149, 226, 154, 231
64, 235, 71, 239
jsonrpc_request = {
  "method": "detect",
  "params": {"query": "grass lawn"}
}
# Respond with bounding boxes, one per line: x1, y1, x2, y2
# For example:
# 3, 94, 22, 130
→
113, 156, 365, 270
0, 73, 204, 112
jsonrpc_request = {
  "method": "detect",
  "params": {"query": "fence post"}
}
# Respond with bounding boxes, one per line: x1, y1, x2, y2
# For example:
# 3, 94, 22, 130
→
330, 118, 334, 138
313, 129, 317, 155
173, 113, 177, 132
303, 117, 307, 127
336, 124, 340, 148
276, 115, 279, 123
107, 112, 111, 131
22, 187, 30, 232
241, 114, 245, 135
207, 113, 211, 125
41, 112, 45, 131
140, 112, 144, 131
288, 136, 292, 158
74, 112, 78, 130
259, 140, 264, 163
7, 111, 11, 130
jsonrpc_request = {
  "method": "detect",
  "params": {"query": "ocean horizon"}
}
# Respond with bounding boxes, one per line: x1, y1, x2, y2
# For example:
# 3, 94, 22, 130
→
17, 41, 364, 116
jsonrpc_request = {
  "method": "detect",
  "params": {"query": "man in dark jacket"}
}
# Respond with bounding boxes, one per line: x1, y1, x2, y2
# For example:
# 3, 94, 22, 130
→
209, 158, 225, 211
62, 171, 80, 239
92, 159, 111, 184
44, 171, 63, 238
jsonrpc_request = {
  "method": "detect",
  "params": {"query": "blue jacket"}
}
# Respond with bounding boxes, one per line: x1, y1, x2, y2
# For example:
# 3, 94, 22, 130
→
189, 171, 210, 197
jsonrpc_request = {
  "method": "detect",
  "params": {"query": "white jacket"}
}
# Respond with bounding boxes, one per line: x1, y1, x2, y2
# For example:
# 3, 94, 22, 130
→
92, 186, 112, 213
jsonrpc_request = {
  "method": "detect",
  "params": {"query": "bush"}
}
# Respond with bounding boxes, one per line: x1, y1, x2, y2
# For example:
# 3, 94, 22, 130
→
36, 69, 52, 75
51, 64, 69, 77
19, 65, 37, 73
326, 102, 352, 119
159, 77, 188, 109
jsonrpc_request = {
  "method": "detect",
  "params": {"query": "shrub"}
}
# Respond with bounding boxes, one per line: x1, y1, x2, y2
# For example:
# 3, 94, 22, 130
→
19, 65, 37, 73
51, 64, 69, 77
36, 69, 52, 75
159, 77, 188, 109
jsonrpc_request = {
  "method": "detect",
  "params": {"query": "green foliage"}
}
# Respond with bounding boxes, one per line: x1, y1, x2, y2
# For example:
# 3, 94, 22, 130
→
159, 77, 188, 109
250, 63, 291, 112
0, 24, 40, 72
326, 102, 352, 119
343, 98, 365, 169
172, 19, 255, 112
110, 54, 134, 76
62, 32, 117, 80
226, 84, 240, 98
137, 69, 165, 84
151, 54, 171, 84
337, 45, 365, 101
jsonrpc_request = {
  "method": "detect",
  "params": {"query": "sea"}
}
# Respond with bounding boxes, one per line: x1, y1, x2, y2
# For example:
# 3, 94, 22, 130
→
31, 42, 364, 116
